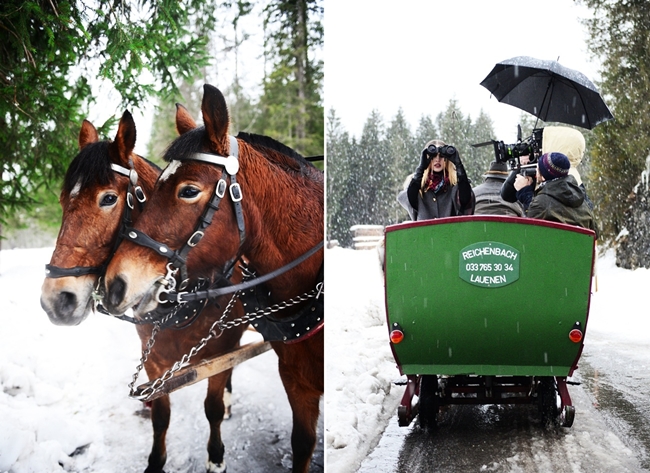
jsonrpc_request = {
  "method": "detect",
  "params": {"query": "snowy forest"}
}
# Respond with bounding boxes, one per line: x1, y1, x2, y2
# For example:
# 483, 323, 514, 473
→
326, 0, 650, 270
0, 0, 323, 247
326, 104, 563, 247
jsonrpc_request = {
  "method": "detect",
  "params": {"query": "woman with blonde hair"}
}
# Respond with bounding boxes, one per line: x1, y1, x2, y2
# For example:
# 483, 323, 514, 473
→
397, 139, 475, 220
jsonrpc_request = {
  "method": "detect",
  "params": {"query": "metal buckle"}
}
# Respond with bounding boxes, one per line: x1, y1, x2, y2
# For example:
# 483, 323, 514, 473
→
155, 264, 178, 304
134, 186, 146, 203
187, 230, 204, 247
127, 192, 134, 209
215, 179, 227, 198
230, 183, 242, 202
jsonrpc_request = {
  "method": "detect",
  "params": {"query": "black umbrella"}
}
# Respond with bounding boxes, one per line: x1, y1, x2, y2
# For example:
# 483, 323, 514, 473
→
480, 56, 614, 130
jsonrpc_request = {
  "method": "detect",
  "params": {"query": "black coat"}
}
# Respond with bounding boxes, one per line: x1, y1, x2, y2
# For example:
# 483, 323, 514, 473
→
527, 175, 597, 234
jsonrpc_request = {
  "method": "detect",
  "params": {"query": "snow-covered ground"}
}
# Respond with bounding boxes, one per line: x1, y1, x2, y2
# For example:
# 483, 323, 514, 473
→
325, 244, 650, 472
0, 247, 323, 473
2, 242, 650, 472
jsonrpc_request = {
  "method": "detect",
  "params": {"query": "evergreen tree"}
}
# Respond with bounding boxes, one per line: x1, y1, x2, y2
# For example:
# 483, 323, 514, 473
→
385, 109, 415, 224
414, 115, 438, 149
466, 110, 496, 185
436, 100, 476, 181
581, 0, 650, 239
345, 110, 388, 231
326, 109, 353, 245
0, 0, 220, 236
257, 0, 323, 157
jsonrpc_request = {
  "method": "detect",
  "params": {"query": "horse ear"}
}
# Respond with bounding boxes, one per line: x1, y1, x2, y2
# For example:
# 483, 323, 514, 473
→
114, 110, 137, 166
201, 84, 230, 151
175, 103, 197, 135
79, 119, 99, 150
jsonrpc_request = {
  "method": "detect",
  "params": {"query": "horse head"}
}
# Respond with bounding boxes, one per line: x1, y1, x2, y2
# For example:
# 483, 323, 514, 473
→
40, 111, 160, 325
103, 83, 323, 317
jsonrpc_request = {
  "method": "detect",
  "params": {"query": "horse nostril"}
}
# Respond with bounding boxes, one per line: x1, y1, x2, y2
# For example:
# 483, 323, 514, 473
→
108, 277, 126, 309
56, 292, 77, 318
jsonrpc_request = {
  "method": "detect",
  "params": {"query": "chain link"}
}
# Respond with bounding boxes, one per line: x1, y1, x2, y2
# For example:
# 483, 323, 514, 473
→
128, 283, 323, 401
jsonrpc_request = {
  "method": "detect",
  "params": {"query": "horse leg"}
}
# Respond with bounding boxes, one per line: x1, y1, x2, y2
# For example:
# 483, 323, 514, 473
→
223, 371, 232, 420
204, 369, 232, 473
144, 395, 171, 473
278, 369, 321, 473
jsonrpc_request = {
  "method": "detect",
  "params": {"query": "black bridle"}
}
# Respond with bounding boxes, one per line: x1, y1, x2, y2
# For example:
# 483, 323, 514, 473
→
122, 136, 246, 299
45, 162, 147, 280
122, 135, 323, 308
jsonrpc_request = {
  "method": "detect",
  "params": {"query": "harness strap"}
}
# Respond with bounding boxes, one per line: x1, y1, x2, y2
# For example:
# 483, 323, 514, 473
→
45, 265, 103, 278
123, 227, 187, 267
160, 240, 324, 303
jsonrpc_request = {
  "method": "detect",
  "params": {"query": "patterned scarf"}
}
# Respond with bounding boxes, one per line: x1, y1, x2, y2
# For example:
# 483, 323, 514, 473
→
425, 171, 449, 194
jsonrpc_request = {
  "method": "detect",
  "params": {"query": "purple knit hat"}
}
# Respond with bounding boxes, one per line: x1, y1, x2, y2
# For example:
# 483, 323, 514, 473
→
538, 152, 570, 181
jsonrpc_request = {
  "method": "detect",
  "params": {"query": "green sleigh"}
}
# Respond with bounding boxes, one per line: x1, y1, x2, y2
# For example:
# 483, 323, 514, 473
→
383, 215, 596, 428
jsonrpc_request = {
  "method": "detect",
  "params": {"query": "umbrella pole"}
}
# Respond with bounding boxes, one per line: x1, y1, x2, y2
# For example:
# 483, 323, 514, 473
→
535, 78, 554, 129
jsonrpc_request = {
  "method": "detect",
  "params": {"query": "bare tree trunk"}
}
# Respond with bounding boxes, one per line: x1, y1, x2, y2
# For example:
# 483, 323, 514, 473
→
294, 0, 308, 143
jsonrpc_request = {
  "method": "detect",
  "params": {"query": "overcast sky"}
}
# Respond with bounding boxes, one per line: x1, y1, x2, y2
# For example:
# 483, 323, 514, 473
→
325, 0, 602, 143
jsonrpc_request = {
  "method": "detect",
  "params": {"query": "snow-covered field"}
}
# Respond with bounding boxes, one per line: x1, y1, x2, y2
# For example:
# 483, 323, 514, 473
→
2, 242, 650, 472
325, 244, 650, 472
0, 247, 309, 473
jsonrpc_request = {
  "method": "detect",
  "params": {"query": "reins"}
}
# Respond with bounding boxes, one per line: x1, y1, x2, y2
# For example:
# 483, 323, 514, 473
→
159, 240, 324, 304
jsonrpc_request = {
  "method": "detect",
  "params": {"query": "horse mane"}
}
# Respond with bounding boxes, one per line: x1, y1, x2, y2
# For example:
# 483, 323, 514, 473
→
63, 141, 161, 196
235, 132, 314, 170
64, 142, 114, 195
163, 127, 317, 175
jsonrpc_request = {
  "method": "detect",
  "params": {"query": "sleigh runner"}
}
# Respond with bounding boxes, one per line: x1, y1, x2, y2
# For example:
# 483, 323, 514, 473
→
383, 215, 596, 428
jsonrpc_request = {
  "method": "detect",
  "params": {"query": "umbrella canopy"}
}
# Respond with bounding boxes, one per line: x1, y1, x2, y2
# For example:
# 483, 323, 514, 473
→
480, 56, 614, 130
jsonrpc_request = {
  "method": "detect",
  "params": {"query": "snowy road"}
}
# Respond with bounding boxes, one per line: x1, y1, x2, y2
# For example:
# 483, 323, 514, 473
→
325, 246, 650, 473
357, 342, 646, 473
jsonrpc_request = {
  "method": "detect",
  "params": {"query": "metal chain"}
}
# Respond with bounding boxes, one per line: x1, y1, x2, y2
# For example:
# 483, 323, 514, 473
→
129, 292, 238, 401
128, 282, 323, 401
128, 321, 162, 396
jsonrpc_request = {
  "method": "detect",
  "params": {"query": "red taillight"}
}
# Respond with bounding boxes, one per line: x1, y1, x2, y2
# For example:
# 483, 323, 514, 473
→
569, 329, 583, 343
390, 329, 404, 344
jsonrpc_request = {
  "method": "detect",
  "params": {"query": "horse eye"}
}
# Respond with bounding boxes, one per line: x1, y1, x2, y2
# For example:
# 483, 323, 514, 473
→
179, 186, 200, 199
100, 194, 118, 207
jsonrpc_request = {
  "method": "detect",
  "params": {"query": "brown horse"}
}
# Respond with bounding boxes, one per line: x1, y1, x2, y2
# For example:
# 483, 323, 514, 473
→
102, 84, 324, 473
40, 111, 246, 473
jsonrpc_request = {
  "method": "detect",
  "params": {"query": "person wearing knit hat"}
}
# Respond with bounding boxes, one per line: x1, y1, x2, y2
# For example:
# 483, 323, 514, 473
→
472, 161, 524, 217
542, 126, 585, 185
537, 152, 570, 181
541, 126, 593, 209
512, 151, 596, 233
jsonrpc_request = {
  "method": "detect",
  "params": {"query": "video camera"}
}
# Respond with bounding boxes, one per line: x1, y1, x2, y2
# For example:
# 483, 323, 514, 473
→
473, 126, 544, 178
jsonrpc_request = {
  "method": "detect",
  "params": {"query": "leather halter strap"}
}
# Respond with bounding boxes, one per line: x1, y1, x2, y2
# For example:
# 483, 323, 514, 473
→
122, 136, 244, 290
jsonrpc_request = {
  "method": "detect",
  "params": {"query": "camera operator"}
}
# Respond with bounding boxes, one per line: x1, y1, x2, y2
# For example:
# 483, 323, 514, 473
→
542, 126, 593, 209
500, 126, 593, 209
397, 139, 475, 220
513, 152, 596, 232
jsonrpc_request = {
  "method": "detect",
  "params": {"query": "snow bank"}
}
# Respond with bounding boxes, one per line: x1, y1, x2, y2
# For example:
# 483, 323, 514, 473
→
325, 247, 402, 472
